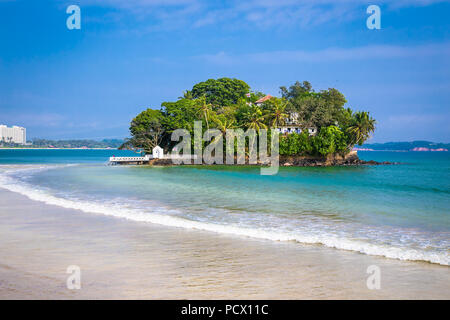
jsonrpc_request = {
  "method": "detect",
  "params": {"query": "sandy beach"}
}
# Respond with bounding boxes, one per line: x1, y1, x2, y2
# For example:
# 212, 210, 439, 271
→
0, 189, 448, 299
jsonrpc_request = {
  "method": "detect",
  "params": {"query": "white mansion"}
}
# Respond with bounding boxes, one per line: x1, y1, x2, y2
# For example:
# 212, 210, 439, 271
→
254, 95, 317, 135
278, 111, 317, 135
0, 125, 27, 145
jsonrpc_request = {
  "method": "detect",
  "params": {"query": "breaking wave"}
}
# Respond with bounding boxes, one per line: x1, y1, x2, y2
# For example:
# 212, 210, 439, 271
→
0, 165, 448, 266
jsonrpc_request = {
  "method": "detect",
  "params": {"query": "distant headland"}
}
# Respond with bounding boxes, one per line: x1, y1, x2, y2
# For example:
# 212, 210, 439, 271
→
0, 139, 124, 149
357, 141, 449, 152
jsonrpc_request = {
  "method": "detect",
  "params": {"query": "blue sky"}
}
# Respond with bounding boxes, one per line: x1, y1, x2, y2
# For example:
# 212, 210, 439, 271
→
0, 0, 449, 142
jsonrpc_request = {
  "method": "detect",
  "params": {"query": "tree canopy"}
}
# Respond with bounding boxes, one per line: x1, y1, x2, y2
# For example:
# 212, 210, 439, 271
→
191, 78, 250, 107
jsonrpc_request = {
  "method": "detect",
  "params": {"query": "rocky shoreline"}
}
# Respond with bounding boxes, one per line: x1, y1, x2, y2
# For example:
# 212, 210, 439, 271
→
278, 152, 393, 167
146, 151, 393, 167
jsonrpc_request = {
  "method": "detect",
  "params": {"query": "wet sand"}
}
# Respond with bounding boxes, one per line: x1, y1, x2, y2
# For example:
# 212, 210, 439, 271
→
0, 189, 448, 299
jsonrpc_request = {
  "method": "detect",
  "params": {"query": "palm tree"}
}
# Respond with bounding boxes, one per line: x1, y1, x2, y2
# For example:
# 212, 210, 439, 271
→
212, 115, 236, 136
268, 98, 289, 127
346, 111, 376, 146
179, 90, 193, 100
243, 106, 268, 132
196, 96, 213, 130
203, 115, 235, 149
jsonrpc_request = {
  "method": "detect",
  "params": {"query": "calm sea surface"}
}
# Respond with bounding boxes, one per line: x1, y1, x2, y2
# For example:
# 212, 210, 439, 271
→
0, 149, 449, 265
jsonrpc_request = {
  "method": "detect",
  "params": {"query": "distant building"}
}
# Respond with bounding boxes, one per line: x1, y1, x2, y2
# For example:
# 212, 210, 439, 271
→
0, 125, 26, 145
254, 94, 273, 106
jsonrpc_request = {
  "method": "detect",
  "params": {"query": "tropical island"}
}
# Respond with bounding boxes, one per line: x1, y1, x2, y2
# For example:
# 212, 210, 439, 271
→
120, 78, 380, 166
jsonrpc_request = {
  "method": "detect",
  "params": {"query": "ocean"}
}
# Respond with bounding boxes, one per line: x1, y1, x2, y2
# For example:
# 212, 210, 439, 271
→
0, 149, 449, 266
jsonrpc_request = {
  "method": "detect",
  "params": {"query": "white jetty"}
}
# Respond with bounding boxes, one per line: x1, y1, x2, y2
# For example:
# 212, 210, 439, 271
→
109, 146, 196, 165
109, 146, 164, 165
109, 154, 153, 165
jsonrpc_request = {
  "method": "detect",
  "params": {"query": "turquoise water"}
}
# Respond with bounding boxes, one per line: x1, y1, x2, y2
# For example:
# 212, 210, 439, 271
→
0, 149, 136, 164
0, 149, 449, 265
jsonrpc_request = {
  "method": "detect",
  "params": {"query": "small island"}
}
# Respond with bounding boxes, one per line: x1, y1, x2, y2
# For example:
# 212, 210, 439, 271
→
119, 78, 383, 167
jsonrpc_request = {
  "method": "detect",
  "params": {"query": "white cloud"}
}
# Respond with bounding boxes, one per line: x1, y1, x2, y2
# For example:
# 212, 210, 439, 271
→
58, 0, 450, 30
196, 42, 450, 65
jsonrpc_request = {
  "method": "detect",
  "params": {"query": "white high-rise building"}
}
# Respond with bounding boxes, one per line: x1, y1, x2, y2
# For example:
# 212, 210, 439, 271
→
0, 125, 27, 145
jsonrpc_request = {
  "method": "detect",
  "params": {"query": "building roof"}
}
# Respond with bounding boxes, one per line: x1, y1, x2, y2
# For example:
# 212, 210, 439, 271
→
255, 95, 273, 104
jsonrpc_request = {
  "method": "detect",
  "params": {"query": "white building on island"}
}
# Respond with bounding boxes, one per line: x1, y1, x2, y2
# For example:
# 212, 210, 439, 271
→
152, 145, 164, 159
276, 126, 317, 135
276, 112, 317, 136
252, 95, 318, 136
254, 94, 273, 106
0, 125, 26, 145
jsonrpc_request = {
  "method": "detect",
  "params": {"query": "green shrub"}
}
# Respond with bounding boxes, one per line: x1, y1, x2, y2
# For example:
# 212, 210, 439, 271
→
312, 125, 347, 156
279, 131, 313, 156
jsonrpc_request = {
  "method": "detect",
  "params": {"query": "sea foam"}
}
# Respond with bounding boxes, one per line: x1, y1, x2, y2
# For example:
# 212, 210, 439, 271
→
0, 165, 448, 266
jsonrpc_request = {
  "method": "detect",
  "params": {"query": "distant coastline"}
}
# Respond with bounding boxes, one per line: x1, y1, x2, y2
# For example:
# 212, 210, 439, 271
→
354, 148, 449, 152
358, 140, 449, 152
0, 138, 124, 149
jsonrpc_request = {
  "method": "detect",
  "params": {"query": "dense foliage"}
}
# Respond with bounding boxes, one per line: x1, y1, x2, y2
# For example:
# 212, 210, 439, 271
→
190, 78, 250, 107
122, 78, 376, 157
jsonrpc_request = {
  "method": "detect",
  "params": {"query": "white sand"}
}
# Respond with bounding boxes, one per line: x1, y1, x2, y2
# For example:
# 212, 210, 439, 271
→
0, 189, 448, 299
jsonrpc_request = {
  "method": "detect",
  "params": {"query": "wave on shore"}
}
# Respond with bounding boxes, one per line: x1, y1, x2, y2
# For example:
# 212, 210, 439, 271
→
0, 165, 448, 266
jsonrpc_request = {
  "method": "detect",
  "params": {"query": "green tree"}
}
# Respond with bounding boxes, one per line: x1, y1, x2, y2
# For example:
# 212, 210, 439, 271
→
281, 81, 350, 130
318, 88, 347, 126
346, 111, 376, 147
191, 78, 250, 107
159, 98, 202, 151
179, 90, 193, 100
242, 105, 267, 132
265, 97, 289, 127
121, 108, 165, 153
293, 95, 333, 129
312, 126, 348, 156
195, 96, 214, 130
161, 98, 199, 134
279, 131, 314, 156
280, 80, 313, 100
211, 114, 236, 136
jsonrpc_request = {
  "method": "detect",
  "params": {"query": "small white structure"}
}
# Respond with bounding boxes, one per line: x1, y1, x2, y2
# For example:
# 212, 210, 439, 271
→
152, 146, 164, 159
308, 127, 317, 135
